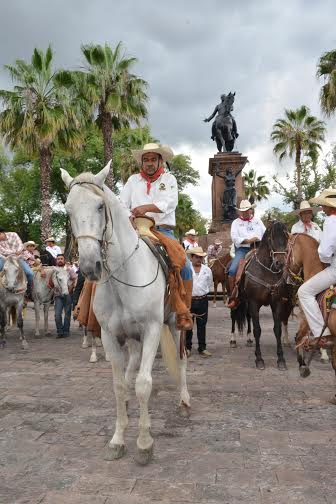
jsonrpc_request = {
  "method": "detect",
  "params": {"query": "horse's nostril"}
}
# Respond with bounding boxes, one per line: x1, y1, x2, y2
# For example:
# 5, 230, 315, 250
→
96, 261, 102, 275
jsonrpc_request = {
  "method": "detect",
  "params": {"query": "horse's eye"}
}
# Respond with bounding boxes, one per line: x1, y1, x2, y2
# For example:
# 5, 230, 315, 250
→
98, 204, 104, 212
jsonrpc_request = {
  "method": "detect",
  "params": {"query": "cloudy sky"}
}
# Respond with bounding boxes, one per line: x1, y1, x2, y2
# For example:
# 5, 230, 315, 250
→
1, 0, 336, 218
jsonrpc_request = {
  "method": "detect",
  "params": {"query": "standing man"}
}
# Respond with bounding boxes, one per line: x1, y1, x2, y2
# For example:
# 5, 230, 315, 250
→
183, 229, 199, 250
45, 237, 62, 259
291, 201, 321, 242
185, 247, 213, 358
228, 200, 265, 308
120, 142, 193, 330
54, 254, 77, 338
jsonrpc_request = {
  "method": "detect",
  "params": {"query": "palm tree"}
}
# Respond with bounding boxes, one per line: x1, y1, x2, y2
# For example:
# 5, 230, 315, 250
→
79, 42, 148, 188
317, 50, 336, 116
270, 106, 326, 205
0, 46, 82, 241
243, 169, 270, 204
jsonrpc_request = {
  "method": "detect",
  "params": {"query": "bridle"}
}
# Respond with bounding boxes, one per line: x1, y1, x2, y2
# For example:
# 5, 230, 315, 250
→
254, 227, 288, 274
0, 256, 27, 294
68, 180, 160, 288
284, 233, 304, 286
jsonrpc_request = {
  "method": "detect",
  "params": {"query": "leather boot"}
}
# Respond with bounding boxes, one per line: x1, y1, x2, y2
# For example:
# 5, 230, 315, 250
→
227, 276, 238, 309
176, 279, 193, 331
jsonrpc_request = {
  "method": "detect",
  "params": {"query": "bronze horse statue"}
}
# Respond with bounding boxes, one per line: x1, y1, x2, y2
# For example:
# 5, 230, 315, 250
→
204, 92, 239, 152
233, 222, 293, 370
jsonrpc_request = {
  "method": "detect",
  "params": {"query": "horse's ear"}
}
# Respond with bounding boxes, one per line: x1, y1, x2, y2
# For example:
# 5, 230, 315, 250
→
94, 161, 111, 188
60, 168, 73, 188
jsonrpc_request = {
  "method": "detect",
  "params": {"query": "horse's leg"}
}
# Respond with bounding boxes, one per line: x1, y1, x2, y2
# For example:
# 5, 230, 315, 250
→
34, 300, 41, 338
89, 331, 98, 363
213, 280, 217, 308
125, 339, 141, 406
250, 302, 264, 369
218, 129, 226, 152
230, 310, 237, 348
0, 309, 6, 348
271, 305, 286, 370
282, 321, 290, 347
103, 331, 128, 460
320, 348, 329, 363
135, 323, 161, 465
44, 303, 51, 336
18, 304, 28, 350
295, 315, 311, 378
222, 281, 227, 304
246, 310, 253, 346
81, 325, 90, 348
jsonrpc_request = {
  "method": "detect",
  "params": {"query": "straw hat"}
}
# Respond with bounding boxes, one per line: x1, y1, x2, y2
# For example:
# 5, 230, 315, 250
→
132, 143, 174, 164
309, 188, 336, 209
214, 239, 223, 245
45, 237, 56, 243
236, 200, 255, 211
294, 200, 319, 215
186, 246, 207, 257
185, 229, 198, 236
24, 241, 37, 248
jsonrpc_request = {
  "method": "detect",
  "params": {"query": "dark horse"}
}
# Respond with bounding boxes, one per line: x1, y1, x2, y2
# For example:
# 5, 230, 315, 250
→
234, 221, 293, 370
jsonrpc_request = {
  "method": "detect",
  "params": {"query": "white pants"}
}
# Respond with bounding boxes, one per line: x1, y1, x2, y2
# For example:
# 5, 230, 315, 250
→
298, 266, 336, 338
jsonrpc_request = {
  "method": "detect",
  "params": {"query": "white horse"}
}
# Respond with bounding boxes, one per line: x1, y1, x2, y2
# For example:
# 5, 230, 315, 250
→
0, 256, 28, 349
61, 163, 190, 465
81, 324, 104, 363
33, 267, 69, 337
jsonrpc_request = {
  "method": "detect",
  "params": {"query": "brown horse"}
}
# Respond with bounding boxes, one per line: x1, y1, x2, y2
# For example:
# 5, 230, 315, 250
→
209, 253, 231, 306
285, 233, 336, 376
234, 221, 293, 370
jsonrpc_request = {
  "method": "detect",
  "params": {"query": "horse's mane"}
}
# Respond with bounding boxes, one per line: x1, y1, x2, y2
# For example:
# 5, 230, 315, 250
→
292, 232, 319, 248
71, 172, 98, 185
4, 256, 26, 284
259, 221, 287, 248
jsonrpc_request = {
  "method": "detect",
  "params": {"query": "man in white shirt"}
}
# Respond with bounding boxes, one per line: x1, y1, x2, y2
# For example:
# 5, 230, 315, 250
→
120, 143, 193, 331
298, 189, 336, 347
291, 201, 321, 242
183, 229, 199, 250
45, 238, 62, 259
185, 247, 213, 358
228, 200, 266, 308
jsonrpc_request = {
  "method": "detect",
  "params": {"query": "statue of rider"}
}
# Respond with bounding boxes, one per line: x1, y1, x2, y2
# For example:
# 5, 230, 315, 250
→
203, 93, 239, 152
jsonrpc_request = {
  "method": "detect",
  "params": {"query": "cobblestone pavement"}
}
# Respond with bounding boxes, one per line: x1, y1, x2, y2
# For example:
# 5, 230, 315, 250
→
0, 303, 336, 504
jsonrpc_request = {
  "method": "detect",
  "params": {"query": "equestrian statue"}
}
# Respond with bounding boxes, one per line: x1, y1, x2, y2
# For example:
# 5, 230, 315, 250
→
204, 92, 239, 152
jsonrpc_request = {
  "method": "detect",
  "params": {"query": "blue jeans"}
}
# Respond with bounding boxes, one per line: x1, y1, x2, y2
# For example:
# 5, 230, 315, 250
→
0, 256, 33, 287
228, 247, 249, 277
54, 294, 72, 336
156, 227, 193, 280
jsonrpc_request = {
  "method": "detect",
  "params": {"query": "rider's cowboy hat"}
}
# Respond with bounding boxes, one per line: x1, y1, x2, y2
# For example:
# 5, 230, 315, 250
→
24, 241, 37, 248
214, 239, 222, 245
186, 246, 207, 257
236, 200, 255, 212
185, 229, 198, 236
294, 200, 320, 215
309, 188, 336, 209
45, 237, 56, 243
132, 143, 174, 164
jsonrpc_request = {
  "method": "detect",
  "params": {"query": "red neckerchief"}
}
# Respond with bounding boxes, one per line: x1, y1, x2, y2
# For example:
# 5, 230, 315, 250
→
239, 215, 253, 222
140, 166, 165, 194
302, 221, 312, 232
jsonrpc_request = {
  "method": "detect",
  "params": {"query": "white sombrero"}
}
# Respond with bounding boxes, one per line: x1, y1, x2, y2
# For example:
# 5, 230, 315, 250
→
294, 200, 320, 215
309, 188, 336, 209
236, 200, 255, 211
45, 237, 56, 243
186, 246, 207, 257
185, 229, 198, 236
132, 143, 174, 164
214, 239, 223, 245
24, 241, 37, 248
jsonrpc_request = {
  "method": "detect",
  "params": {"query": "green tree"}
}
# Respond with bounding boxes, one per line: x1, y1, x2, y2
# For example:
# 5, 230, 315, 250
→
243, 168, 270, 204
270, 106, 326, 206
78, 42, 148, 188
317, 49, 336, 116
169, 154, 200, 191
0, 46, 82, 241
261, 207, 297, 230
175, 193, 207, 239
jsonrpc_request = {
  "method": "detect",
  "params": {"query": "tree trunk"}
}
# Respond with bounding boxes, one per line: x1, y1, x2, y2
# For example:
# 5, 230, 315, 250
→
39, 147, 52, 243
295, 141, 302, 206
63, 216, 74, 261
102, 111, 114, 190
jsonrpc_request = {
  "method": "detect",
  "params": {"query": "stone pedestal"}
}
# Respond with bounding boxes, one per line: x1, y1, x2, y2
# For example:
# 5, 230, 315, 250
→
208, 151, 248, 234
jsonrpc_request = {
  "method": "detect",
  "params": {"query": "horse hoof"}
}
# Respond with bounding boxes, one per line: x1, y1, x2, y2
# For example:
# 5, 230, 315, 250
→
104, 443, 126, 460
95, 338, 102, 347
89, 354, 98, 363
105, 354, 110, 362
246, 339, 254, 347
179, 402, 191, 418
277, 361, 287, 371
283, 341, 291, 347
256, 360, 265, 370
81, 343, 90, 349
299, 365, 311, 378
135, 443, 154, 465
321, 357, 329, 364
34, 333, 42, 339
230, 340, 237, 348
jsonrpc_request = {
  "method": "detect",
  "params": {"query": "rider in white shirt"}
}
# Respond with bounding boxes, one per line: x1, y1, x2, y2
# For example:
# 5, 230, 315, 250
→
291, 201, 321, 242
45, 237, 62, 258
183, 229, 199, 250
298, 189, 336, 346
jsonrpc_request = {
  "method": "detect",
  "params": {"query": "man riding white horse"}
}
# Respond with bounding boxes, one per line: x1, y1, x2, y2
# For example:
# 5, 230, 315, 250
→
120, 143, 193, 331
298, 188, 336, 348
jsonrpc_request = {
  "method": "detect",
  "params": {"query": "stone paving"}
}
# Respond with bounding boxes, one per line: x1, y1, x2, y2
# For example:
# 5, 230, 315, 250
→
0, 303, 336, 504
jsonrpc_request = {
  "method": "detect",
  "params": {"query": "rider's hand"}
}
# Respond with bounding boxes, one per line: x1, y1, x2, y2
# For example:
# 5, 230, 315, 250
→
203, 118, 209, 122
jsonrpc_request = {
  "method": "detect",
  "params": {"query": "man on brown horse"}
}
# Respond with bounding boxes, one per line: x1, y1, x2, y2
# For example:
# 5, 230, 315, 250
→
298, 188, 336, 348
291, 201, 321, 242
207, 239, 223, 267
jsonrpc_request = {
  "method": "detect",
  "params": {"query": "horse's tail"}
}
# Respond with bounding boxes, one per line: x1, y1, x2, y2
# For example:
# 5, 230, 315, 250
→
233, 292, 248, 333
160, 324, 180, 385
9, 306, 17, 327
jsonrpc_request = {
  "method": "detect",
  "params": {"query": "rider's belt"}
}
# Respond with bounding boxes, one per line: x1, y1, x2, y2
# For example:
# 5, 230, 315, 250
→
192, 295, 208, 300
155, 225, 175, 230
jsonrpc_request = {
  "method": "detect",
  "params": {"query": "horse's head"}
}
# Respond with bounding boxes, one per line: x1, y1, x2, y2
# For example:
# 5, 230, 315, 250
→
2, 256, 26, 292
52, 268, 69, 296
61, 163, 111, 281
262, 221, 289, 271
